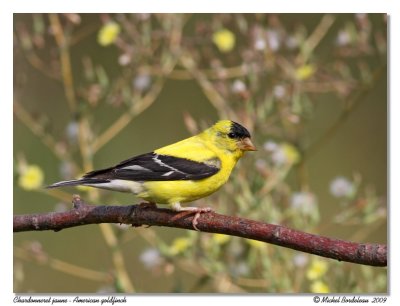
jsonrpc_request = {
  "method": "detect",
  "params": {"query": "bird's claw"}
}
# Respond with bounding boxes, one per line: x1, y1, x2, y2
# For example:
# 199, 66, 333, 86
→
170, 203, 213, 231
191, 207, 213, 231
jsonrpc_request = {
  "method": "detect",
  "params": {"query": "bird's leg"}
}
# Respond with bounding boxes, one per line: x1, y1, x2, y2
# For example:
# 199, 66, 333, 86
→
170, 202, 213, 231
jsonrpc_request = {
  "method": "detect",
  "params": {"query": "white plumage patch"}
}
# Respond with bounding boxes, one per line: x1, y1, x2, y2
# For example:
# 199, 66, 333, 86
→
121, 165, 151, 172
87, 180, 144, 194
153, 154, 185, 174
162, 171, 175, 177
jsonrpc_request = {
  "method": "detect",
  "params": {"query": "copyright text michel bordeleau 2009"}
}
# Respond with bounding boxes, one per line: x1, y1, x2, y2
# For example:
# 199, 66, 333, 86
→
315, 296, 387, 303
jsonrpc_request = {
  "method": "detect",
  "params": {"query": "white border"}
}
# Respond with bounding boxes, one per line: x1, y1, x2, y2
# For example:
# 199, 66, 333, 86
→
4, 1, 398, 306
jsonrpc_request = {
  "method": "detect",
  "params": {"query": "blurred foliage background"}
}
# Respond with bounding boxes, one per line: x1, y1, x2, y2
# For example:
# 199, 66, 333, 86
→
13, 13, 387, 293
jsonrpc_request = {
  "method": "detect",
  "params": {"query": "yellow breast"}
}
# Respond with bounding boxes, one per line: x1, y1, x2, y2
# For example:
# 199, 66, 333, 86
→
137, 136, 240, 204
139, 158, 236, 204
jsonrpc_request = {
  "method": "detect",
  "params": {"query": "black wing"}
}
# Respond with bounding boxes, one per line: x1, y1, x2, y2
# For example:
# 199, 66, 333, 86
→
83, 152, 220, 181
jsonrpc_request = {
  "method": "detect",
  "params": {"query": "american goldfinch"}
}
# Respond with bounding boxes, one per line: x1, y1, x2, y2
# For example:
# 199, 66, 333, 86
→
47, 120, 256, 230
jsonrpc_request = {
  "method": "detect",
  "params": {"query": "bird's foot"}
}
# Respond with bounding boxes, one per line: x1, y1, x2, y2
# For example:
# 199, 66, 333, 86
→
191, 207, 213, 231
170, 203, 213, 231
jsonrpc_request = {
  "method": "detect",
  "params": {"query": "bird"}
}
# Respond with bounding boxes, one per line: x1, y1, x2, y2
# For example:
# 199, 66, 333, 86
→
47, 120, 256, 230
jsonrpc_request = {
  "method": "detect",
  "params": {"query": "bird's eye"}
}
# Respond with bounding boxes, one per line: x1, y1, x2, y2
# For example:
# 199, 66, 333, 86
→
227, 132, 236, 139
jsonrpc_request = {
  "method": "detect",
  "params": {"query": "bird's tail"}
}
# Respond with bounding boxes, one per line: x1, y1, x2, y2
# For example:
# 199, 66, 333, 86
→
46, 178, 109, 189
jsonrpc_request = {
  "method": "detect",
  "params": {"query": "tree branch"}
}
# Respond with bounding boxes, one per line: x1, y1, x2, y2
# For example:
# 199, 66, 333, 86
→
13, 195, 387, 267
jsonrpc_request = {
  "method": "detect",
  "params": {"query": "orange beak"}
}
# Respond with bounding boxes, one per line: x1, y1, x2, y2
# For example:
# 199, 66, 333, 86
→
238, 137, 257, 151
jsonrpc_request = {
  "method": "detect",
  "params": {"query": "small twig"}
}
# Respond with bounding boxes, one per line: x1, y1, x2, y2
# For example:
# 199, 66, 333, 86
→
91, 78, 165, 153
14, 246, 111, 282
98, 222, 135, 293
77, 117, 93, 173
141, 64, 250, 80
70, 23, 99, 46
25, 53, 60, 80
13, 195, 387, 267
92, 17, 183, 154
39, 188, 74, 203
13, 101, 59, 156
297, 14, 335, 63
304, 64, 386, 161
13, 101, 77, 169
49, 13, 77, 113
180, 54, 234, 119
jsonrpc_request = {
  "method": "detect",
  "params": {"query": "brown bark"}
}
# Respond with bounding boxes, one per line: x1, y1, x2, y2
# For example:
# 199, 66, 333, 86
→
13, 195, 387, 267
